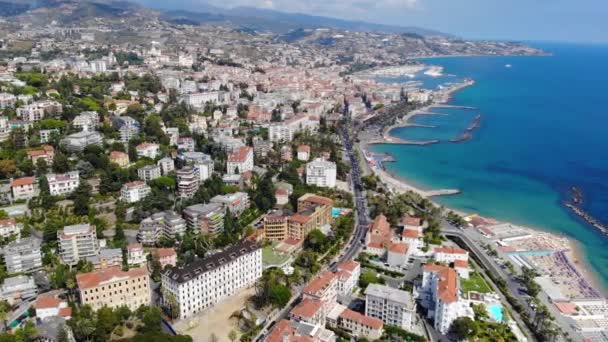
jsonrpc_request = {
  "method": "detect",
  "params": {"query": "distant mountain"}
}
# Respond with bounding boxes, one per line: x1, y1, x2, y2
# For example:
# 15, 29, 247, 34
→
0, 0, 152, 22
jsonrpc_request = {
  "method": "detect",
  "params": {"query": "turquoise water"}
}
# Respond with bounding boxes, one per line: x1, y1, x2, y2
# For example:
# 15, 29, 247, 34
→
487, 304, 504, 322
371, 43, 608, 290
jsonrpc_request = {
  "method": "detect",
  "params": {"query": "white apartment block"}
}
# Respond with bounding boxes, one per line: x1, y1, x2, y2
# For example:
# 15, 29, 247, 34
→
16, 100, 62, 122
227, 146, 253, 175
417, 264, 474, 334
0, 93, 16, 109
365, 284, 416, 331
10, 177, 36, 201
210, 192, 250, 216
73, 111, 99, 132
0, 218, 22, 239
157, 157, 175, 175
138, 210, 187, 245
58, 224, 100, 265
306, 158, 337, 188
2, 237, 42, 274
433, 246, 469, 264
61, 131, 103, 153
120, 181, 151, 203
177, 167, 200, 198
268, 115, 318, 142
47, 171, 80, 196
136, 143, 160, 159
39, 129, 60, 143
0, 116, 9, 142
161, 240, 262, 319
335, 260, 360, 300
138, 165, 162, 182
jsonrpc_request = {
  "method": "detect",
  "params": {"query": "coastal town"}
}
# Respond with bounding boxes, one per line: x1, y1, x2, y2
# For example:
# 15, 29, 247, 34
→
0, 1, 603, 342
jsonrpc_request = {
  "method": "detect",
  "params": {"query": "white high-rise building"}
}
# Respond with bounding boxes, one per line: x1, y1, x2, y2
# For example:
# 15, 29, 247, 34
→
161, 240, 262, 319
3, 237, 43, 274
58, 224, 100, 265
138, 165, 162, 183
72, 111, 99, 132
120, 181, 151, 203
306, 158, 337, 188
47, 171, 80, 196
365, 284, 416, 331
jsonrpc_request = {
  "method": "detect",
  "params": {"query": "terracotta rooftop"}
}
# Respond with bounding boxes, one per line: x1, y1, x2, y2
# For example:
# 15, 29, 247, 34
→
337, 260, 360, 273
153, 248, 176, 258
266, 320, 314, 342
303, 271, 335, 296
298, 194, 333, 207
228, 146, 252, 163
339, 309, 383, 329
0, 218, 16, 228
34, 296, 63, 309
123, 180, 146, 188
76, 266, 148, 290
127, 243, 143, 251
454, 260, 469, 268
402, 216, 422, 227
423, 264, 458, 304
370, 214, 390, 235
554, 302, 579, 315
435, 246, 468, 255
402, 229, 422, 239
289, 214, 311, 225
291, 298, 323, 318
10, 177, 35, 187
389, 242, 409, 254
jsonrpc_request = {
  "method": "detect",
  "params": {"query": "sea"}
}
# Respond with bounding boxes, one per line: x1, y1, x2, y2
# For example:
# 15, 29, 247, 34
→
370, 42, 608, 290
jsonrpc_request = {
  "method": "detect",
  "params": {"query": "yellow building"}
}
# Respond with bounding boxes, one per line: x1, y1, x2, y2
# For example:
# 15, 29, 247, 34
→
76, 266, 151, 311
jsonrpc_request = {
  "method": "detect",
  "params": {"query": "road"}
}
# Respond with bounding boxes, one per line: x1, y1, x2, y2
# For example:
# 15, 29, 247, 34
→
255, 127, 370, 341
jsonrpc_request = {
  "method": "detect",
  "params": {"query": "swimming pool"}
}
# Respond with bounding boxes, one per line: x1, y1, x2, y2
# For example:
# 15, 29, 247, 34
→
487, 304, 504, 322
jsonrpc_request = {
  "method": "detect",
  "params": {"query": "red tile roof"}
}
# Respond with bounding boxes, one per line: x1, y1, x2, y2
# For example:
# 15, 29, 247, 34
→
337, 260, 360, 273
59, 307, 72, 318
435, 246, 468, 255
76, 266, 148, 290
423, 264, 458, 303
10, 177, 35, 187
289, 214, 311, 225
303, 271, 335, 296
339, 309, 383, 329
0, 218, 16, 228
454, 260, 469, 268
291, 298, 323, 319
34, 296, 63, 309
402, 216, 422, 227
153, 248, 176, 258
554, 302, 578, 315
389, 242, 409, 254
402, 229, 422, 239
228, 146, 252, 163
267, 320, 314, 342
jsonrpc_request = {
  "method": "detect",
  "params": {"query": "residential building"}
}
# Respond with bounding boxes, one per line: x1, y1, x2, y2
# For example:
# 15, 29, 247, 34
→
34, 295, 72, 320
365, 214, 392, 256
263, 194, 333, 242
268, 115, 318, 143
136, 143, 160, 159
297, 145, 311, 161
365, 284, 416, 331
183, 203, 225, 235
335, 260, 361, 299
227, 146, 253, 175
151, 248, 177, 269
61, 131, 103, 153
113, 116, 141, 142
1, 275, 37, 304
39, 129, 60, 143
306, 158, 337, 188
194, 160, 214, 181
387, 242, 409, 268
109, 151, 130, 167
0, 116, 10, 142
17, 100, 62, 122
401, 217, 424, 254
10, 177, 36, 201
76, 266, 151, 311
0, 93, 16, 108
120, 181, 151, 203
73, 111, 99, 132
338, 308, 383, 340
267, 319, 335, 342
91, 248, 123, 270
303, 271, 338, 316
291, 298, 326, 326
434, 246, 469, 264
2, 237, 42, 274
58, 224, 100, 265
161, 240, 262, 319
210, 192, 250, 216
138, 164, 161, 182
138, 211, 186, 245
127, 243, 147, 267
47, 171, 80, 196
26, 145, 55, 164
157, 157, 175, 175
0, 218, 20, 239
176, 166, 199, 198
177, 137, 195, 152
417, 264, 474, 334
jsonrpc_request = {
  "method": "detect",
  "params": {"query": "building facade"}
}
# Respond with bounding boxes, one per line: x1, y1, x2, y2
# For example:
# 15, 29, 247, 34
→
58, 224, 100, 265
76, 267, 151, 311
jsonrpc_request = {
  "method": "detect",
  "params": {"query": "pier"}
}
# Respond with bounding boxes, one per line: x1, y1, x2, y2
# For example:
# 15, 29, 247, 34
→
433, 104, 478, 110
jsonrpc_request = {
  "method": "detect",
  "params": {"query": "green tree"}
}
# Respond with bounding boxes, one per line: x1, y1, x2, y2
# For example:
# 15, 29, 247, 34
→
52, 152, 70, 173
450, 317, 478, 340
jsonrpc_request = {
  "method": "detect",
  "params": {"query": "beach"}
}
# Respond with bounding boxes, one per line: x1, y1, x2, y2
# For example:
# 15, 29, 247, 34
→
356, 63, 607, 297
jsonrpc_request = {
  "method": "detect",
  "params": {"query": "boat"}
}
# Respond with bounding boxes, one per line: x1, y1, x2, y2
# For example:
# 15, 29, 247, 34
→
505, 64, 512, 68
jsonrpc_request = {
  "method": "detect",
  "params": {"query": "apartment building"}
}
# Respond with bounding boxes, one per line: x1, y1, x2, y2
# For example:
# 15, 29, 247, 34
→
39, 129, 59, 144
417, 264, 474, 334
17, 100, 62, 122
113, 116, 141, 142
176, 166, 199, 198
365, 284, 416, 331
1, 275, 38, 304
0, 218, 20, 239
0, 93, 16, 108
268, 115, 318, 143
151, 248, 177, 269
227, 146, 253, 175
46, 171, 80, 196
183, 203, 225, 235
58, 224, 100, 265
267, 319, 335, 342
138, 164, 162, 183
138, 211, 186, 245
76, 266, 151, 311
338, 309, 383, 340
210, 192, 250, 216
306, 158, 337, 188
10, 177, 36, 201
120, 181, 151, 203
73, 111, 99, 132
127, 243, 147, 267
161, 240, 262, 319
433, 246, 469, 264
2, 237, 42, 274
61, 131, 103, 153
303, 271, 338, 316
109, 151, 130, 168
135, 143, 160, 159
263, 194, 333, 241
157, 157, 175, 175
335, 260, 361, 300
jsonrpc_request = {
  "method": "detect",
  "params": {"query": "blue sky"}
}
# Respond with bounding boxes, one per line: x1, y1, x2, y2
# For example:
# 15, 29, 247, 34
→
135, 0, 608, 42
